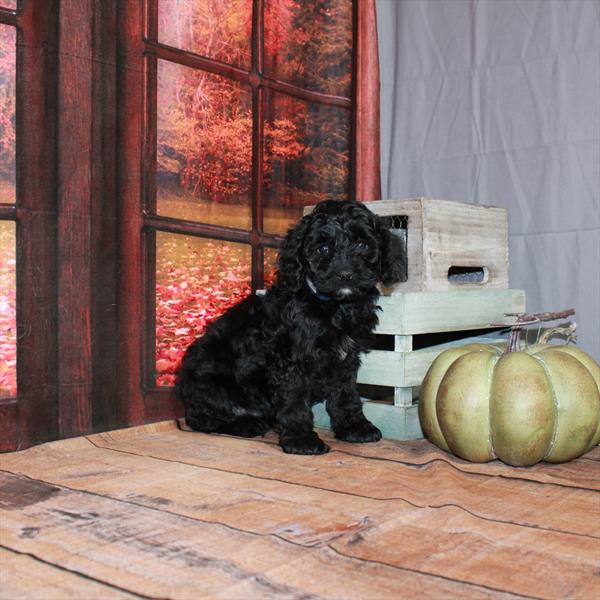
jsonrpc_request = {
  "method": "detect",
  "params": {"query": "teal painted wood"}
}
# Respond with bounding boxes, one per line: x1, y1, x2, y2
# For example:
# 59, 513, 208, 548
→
376, 289, 525, 335
358, 331, 508, 388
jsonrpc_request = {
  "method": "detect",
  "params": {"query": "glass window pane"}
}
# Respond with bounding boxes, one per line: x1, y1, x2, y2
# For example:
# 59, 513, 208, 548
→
263, 91, 351, 235
157, 59, 252, 229
155, 232, 251, 386
0, 25, 16, 205
158, 0, 252, 70
264, 0, 353, 97
0, 220, 16, 397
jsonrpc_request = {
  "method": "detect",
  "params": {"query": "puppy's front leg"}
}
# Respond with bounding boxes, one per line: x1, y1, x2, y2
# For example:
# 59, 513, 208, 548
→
327, 385, 382, 444
274, 372, 330, 455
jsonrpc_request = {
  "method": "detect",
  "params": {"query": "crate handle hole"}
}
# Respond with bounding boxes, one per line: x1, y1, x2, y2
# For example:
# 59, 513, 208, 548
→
448, 266, 489, 284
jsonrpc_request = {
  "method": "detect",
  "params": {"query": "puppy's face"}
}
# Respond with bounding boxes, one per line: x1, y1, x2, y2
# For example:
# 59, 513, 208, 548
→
302, 201, 394, 301
277, 200, 407, 298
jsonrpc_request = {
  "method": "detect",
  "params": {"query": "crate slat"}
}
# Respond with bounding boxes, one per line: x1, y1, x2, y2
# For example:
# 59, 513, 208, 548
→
376, 289, 525, 335
358, 333, 506, 388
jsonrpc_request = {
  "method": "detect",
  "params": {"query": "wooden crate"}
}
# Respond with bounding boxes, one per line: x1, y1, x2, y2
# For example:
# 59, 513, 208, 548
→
364, 198, 509, 293
313, 288, 526, 441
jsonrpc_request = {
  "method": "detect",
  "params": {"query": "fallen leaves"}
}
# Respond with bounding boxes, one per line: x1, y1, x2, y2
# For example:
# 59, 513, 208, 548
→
0, 222, 16, 397
155, 235, 276, 387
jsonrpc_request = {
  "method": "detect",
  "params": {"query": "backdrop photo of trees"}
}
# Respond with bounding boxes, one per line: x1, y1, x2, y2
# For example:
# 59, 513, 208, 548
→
0, 1, 354, 392
154, 0, 353, 385
0, 23, 16, 398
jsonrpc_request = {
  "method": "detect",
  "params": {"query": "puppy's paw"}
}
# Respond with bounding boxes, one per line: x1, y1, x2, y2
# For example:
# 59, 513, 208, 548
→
335, 420, 382, 443
280, 431, 330, 455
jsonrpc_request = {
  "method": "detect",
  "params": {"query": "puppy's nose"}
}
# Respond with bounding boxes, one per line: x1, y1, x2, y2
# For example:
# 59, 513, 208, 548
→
339, 270, 353, 281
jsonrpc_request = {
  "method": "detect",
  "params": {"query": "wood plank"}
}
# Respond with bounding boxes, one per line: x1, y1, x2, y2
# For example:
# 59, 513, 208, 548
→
56, 0, 95, 437
12, 1, 60, 451
330, 434, 600, 492
357, 349, 406, 386
0, 472, 509, 600
377, 289, 526, 335
2, 425, 599, 598
420, 198, 509, 292
87, 425, 600, 538
358, 333, 505, 387
115, 0, 146, 427
0, 548, 141, 599
90, 0, 120, 434
330, 506, 600, 599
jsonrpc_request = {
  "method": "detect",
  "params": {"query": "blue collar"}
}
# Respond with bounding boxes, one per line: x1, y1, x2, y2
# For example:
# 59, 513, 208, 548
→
306, 277, 333, 302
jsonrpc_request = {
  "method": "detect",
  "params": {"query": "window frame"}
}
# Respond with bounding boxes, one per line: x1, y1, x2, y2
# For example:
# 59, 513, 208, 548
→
118, 0, 360, 420
1, 0, 121, 451
0, 0, 59, 450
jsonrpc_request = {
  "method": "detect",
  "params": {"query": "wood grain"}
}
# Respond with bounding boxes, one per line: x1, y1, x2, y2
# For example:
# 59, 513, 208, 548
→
366, 198, 510, 294
0, 548, 141, 599
0, 471, 507, 600
1, 421, 598, 599
376, 289, 526, 335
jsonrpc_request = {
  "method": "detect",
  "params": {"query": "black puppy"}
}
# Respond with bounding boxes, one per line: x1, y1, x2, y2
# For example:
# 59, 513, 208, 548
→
177, 200, 406, 454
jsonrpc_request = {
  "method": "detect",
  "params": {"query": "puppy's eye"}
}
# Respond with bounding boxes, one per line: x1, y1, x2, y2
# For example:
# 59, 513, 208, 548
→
317, 244, 330, 256
356, 240, 368, 250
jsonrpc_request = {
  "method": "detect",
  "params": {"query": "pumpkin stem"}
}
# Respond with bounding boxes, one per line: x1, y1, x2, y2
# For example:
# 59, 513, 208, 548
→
538, 323, 578, 345
500, 309, 576, 354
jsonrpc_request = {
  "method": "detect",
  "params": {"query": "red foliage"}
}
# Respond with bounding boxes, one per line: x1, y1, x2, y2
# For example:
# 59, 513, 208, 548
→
154, 240, 276, 387
0, 225, 16, 397
0, 26, 15, 182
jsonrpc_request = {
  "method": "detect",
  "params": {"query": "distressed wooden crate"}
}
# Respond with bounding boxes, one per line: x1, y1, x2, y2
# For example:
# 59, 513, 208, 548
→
313, 288, 526, 441
364, 197, 509, 293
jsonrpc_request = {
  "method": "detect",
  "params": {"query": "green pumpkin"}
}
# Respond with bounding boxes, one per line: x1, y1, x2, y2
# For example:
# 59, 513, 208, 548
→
419, 343, 600, 466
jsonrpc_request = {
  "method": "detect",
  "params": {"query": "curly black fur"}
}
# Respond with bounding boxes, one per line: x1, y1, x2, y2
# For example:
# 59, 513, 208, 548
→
176, 200, 407, 454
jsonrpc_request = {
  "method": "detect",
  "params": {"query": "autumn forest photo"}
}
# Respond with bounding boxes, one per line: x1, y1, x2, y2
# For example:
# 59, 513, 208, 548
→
0, 0, 355, 395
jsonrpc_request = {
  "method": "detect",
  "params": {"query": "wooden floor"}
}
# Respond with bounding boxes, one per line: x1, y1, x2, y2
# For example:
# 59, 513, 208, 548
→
1, 421, 599, 600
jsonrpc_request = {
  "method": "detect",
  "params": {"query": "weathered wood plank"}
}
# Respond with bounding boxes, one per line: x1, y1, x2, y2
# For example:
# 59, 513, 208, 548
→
376, 289, 526, 335
330, 506, 600, 599
0, 472, 509, 600
329, 434, 600, 492
87, 426, 600, 537
365, 198, 509, 294
4, 435, 397, 548
358, 350, 406, 386
0, 548, 141, 599
2, 423, 598, 599
358, 333, 505, 387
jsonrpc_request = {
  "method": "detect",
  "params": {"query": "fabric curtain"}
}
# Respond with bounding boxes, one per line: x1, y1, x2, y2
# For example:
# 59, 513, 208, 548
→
355, 0, 382, 201
376, 0, 599, 359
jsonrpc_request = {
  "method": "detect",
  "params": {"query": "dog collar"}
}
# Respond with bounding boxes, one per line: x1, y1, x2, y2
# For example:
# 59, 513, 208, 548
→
306, 277, 333, 302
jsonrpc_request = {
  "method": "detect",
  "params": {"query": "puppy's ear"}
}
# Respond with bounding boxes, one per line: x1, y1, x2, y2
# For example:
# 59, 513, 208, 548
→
377, 219, 407, 285
276, 214, 312, 292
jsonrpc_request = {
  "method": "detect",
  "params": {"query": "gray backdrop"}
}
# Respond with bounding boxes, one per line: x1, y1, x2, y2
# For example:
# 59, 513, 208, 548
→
376, 0, 600, 359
